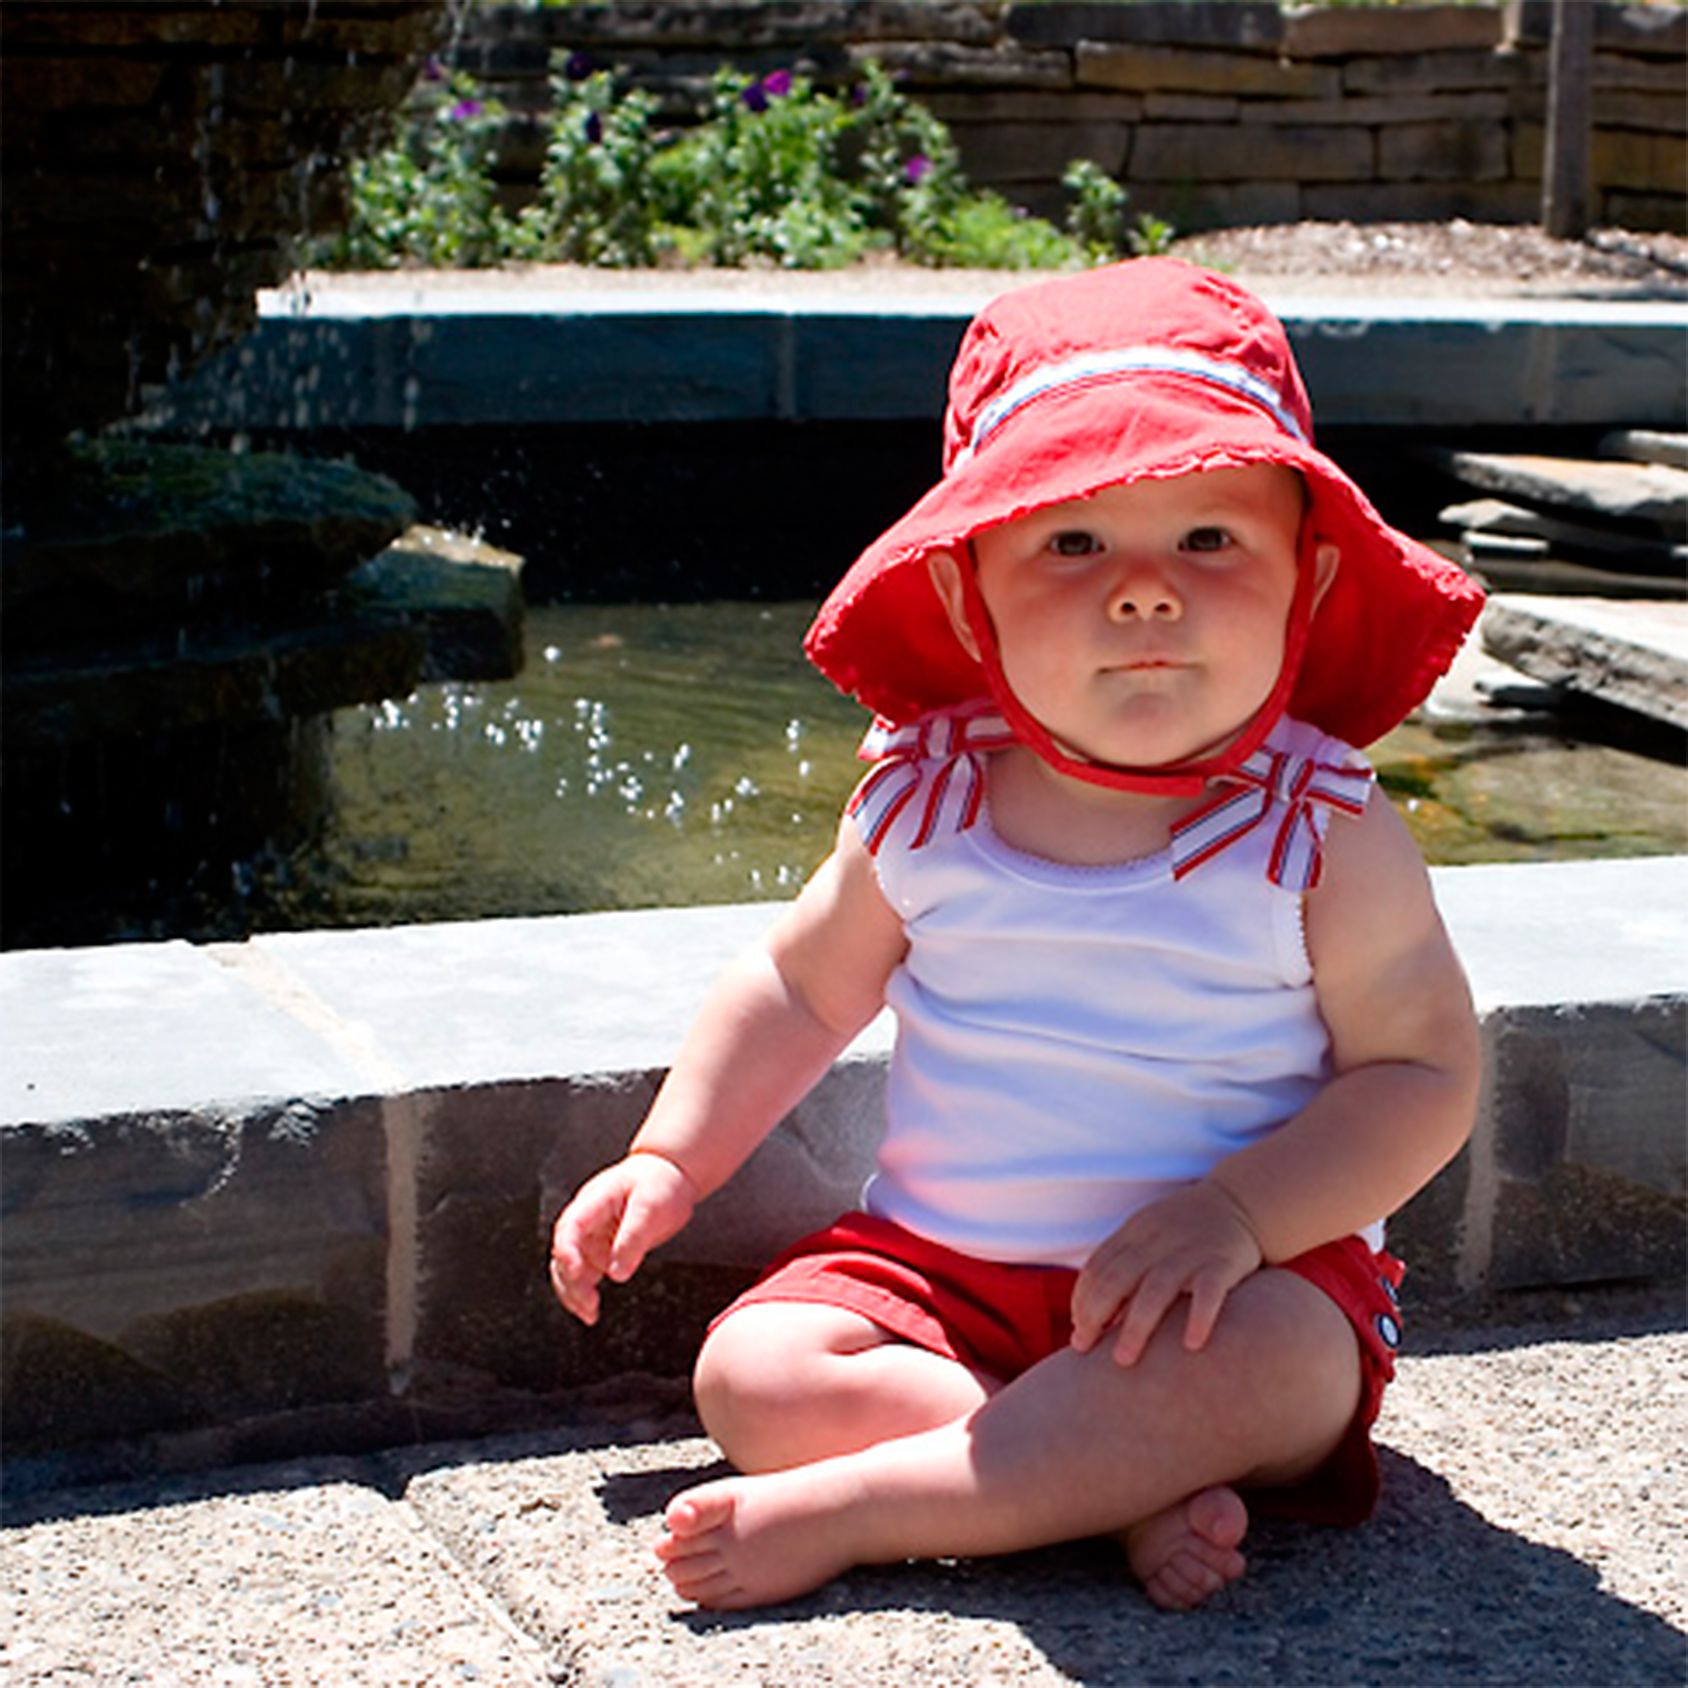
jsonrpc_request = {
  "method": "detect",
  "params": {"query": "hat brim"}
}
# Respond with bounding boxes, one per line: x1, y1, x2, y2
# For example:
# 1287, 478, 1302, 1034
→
805, 372, 1483, 749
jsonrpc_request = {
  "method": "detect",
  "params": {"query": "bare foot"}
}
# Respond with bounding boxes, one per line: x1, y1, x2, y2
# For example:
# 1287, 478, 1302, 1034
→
1123, 1485, 1248, 1611
655, 1465, 868, 1610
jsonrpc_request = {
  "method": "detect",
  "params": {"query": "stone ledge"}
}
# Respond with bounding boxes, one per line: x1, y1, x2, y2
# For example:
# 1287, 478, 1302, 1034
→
2, 857, 1683, 1453
148, 288, 1688, 434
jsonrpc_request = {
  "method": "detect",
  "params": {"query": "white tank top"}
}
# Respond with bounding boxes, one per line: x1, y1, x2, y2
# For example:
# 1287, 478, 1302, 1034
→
852, 713, 1379, 1268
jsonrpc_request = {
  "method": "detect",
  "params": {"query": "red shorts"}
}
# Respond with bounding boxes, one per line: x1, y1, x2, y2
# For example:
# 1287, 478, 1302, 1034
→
712, 1211, 1404, 1527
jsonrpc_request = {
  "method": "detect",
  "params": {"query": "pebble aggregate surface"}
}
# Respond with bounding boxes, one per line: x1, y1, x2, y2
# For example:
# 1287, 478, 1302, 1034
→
4, 1312, 1683, 1686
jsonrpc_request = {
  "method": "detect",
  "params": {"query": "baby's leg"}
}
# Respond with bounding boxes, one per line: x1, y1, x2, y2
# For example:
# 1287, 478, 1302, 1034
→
692, 1300, 1000, 1472
659, 1267, 1360, 1610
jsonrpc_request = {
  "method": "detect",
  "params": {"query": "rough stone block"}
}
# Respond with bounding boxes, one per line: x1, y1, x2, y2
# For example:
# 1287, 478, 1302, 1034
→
846, 40, 1072, 88
1485, 1000, 1687, 1291
1514, 122, 1688, 195
1480, 596, 1688, 732
1142, 93, 1239, 121
533, 1, 1001, 48
1514, 0, 1688, 56
1378, 119, 1508, 182
1132, 121, 1372, 182
1587, 49, 1688, 92
951, 117, 1131, 181
1133, 179, 1302, 230
1512, 88, 1688, 133
1242, 91, 1508, 127
1007, 1, 1283, 52
924, 88, 1144, 124
1301, 180, 1539, 222
343, 525, 526, 684
1, 1097, 388, 1445
1603, 430, 1688, 472
1, 616, 425, 748
1283, 3, 1503, 59
1433, 450, 1688, 533
1078, 41, 1339, 98
1604, 189, 1688, 233
1343, 46, 1530, 94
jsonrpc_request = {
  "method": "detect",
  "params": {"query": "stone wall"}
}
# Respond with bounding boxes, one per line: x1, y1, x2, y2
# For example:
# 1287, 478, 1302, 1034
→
0, 1, 450, 456
448, 0, 1686, 233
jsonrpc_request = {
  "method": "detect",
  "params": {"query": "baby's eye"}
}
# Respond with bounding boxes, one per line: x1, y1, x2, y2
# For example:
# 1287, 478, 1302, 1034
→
1182, 525, 1234, 553
1047, 529, 1103, 558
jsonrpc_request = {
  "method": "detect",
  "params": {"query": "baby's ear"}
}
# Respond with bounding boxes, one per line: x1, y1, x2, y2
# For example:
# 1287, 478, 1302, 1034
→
1311, 541, 1341, 612
927, 550, 982, 661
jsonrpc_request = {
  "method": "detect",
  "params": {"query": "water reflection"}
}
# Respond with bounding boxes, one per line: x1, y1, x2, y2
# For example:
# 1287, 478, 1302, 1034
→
300, 600, 1687, 930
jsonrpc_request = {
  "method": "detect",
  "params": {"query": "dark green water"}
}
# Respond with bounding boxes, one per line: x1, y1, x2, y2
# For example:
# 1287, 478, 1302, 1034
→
297, 600, 1687, 930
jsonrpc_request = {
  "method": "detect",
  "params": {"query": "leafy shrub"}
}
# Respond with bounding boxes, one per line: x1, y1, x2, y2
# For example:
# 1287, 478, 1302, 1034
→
323, 57, 1174, 273
660, 69, 868, 268
512, 67, 666, 266
319, 66, 511, 269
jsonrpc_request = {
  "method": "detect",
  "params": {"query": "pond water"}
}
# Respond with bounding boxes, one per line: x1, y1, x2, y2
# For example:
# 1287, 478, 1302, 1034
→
286, 599, 1687, 932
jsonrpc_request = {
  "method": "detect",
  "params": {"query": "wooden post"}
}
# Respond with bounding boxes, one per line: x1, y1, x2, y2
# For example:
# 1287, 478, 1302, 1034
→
1542, 0, 1594, 239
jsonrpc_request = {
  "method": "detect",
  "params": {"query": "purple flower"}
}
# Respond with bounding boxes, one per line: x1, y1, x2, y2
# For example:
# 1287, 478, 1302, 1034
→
763, 69, 793, 99
904, 153, 932, 185
584, 110, 603, 145
448, 98, 484, 122
850, 82, 869, 108
421, 55, 446, 84
741, 81, 769, 114
565, 51, 596, 82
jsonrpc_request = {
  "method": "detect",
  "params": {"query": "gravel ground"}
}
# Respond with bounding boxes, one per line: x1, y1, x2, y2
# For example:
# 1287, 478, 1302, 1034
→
5, 1311, 1682, 1687
1169, 219, 1688, 297
283, 220, 1688, 304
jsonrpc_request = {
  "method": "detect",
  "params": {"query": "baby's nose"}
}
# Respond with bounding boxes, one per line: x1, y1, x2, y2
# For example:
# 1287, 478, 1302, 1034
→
1108, 562, 1182, 620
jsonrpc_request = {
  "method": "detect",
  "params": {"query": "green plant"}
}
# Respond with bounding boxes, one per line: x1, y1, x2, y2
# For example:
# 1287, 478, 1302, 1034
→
661, 69, 868, 268
1127, 210, 1178, 257
1063, 159, 1129, 263
514, 67, 666, 266
321, 67, 510, 269
320, 53, 1175, 274
1061, 159, 1179, 262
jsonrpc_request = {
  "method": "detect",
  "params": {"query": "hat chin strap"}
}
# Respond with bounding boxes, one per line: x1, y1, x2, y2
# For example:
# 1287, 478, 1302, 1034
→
958, 518, 1319, 798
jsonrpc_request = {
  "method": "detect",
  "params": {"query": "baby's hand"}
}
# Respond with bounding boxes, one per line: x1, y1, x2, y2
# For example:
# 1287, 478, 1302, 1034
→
548, 1152, 698, 1325
1070, 1182, 1264, 1368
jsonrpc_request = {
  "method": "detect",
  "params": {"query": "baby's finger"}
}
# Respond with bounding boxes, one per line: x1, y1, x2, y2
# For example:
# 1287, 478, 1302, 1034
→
1109, 1267, 1184, 1367
1180, 1267, 1235, 1353
1069, 1253, 1137, 1352
549, 1256, 600, 1325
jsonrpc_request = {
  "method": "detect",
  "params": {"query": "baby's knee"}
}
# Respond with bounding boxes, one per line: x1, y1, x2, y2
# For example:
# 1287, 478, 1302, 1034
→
691, 1306, 813, 1449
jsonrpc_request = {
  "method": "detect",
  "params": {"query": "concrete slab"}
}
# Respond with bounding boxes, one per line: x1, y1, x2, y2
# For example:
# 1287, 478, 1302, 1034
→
0, 1463, 553, 1686
143, 274, 1688, 432
240, 902, 872, 1091
2, 859, 1682, 1463
0, 941, 369, 1123
11, 1318, 1676, 1688
1433, 449, 1688, 532
1481, 595, 1688, 730
1428, 855, 1688, 1011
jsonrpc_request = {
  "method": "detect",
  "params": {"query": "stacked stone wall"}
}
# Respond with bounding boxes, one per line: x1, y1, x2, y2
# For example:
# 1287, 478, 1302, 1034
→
0, 1, 449, 453
448, 0, 1686, 233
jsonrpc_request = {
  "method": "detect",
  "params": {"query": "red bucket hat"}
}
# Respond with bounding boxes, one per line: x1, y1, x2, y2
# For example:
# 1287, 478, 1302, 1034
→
804, 259, 1483, 789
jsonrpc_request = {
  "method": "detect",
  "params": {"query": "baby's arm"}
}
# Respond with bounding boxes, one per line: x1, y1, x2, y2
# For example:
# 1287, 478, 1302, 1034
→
1073, 796, 1481, 1364
549, 814, 907, 1324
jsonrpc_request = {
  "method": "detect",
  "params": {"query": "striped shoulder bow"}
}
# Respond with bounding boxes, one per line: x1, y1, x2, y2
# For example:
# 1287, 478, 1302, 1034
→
848, 705, 1017, 854
1170, 745, 1373, 890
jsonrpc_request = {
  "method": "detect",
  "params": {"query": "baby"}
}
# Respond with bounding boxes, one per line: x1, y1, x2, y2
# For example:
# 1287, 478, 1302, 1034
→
551, 258, 1485, 1613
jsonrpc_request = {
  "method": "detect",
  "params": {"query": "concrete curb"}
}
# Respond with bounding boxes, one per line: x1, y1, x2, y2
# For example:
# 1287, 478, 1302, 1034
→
148, 281, 1688, 432
3, 858, 1684, 1475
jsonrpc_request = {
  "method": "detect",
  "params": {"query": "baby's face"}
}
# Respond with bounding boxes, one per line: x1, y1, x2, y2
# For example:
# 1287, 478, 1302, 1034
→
948, 463, 1316, 772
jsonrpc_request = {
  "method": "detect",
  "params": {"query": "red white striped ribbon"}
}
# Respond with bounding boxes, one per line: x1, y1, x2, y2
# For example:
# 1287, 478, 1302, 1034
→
848, 705, 1017, 855
853, 708, 1371, 886
1169, 747, 1373, 890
